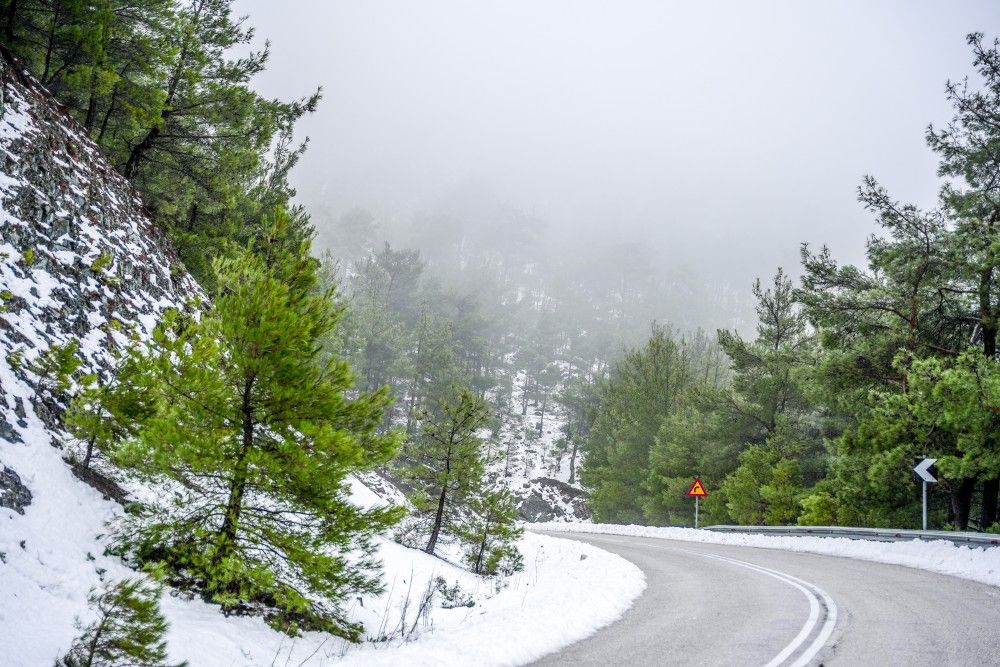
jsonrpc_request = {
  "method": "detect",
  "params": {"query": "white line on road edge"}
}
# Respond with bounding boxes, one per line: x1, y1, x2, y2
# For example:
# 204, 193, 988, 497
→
699, 553, 838, 667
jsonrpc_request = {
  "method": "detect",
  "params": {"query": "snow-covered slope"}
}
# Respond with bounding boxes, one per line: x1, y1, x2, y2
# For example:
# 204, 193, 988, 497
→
494, 370, 591, 523
0, 50, 199, 502
0, 46, 197, 662
0, 53, 642, 665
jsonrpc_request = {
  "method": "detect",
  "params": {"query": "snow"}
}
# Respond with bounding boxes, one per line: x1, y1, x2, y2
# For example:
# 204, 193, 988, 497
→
1, 429, 645, 665
532, 522, 1000, 589
202, 530, 645, 667
498, 370, 574, 488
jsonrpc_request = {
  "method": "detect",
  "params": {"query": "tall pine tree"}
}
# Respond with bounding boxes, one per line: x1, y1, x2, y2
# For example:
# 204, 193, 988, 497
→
109, 210, 401, 638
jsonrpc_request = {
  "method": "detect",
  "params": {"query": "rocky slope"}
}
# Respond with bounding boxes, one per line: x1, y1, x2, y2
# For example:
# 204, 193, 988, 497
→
493, 371, 591, 522
0, 48, 199, 513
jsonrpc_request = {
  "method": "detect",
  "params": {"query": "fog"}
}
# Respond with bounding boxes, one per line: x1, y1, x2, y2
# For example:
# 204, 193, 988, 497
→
236, 0, 999, 328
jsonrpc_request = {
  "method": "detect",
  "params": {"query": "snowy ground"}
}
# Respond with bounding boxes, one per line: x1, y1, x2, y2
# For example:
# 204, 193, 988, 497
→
0, 410, 644, 666
495, 370, 572, 486
155, 530, 644, 666
532, 522, 1000, 589
489, 369, 592, 523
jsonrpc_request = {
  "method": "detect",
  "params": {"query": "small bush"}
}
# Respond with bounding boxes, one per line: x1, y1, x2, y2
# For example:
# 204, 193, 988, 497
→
434, 577, 474, 609
58, 576, 184, 667
91, 251, 113, 274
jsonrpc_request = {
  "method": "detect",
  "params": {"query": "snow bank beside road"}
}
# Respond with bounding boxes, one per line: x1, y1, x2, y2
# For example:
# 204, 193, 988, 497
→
532, 522, 1000, 588
153, 530, 647, 666
163, 534, 646, 667
156, 530, 646, 666
200, 484, 647, 666
335, 532, 645, 667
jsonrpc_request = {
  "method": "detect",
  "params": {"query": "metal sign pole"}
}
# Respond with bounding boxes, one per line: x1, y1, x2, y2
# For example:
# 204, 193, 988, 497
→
914, 456, 936, 531
922, 480, 927, 531
687, 477, 707, 528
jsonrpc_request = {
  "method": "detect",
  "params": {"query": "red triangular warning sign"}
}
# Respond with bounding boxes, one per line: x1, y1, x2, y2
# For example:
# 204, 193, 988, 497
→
686, 478, 708, 497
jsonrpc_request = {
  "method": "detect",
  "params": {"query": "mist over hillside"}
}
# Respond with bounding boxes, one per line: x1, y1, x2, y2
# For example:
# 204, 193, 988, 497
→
312, 181, 757, 345
237, 0, 1000, 334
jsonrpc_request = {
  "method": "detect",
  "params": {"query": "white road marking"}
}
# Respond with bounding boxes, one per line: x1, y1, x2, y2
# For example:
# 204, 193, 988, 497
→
699, 553, 838, 667
552, 533, 840, 665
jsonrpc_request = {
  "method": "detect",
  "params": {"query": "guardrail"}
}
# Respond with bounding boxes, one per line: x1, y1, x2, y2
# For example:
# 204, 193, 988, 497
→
705, 525, 1000, 548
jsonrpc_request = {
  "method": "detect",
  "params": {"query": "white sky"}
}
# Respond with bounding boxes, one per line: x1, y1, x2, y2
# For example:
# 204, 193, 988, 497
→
236, 0, 1000, 288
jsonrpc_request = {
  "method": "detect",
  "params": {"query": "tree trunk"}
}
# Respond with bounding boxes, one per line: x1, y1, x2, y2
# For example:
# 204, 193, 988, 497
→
215, 376, 254, 565
982, 478, 999, 529
521, 374, 529, 416
82, 435, 96, 469
473, 518, 491, 574
41, 0, 60, 84
568, 438, 578, 485
83, 66, 100, 131
407, 323, 424, 434
406, 391, 417, 435
217, 459, 249, 560
186, 201, 198, 231
120, 5, 196, 179
83, 612, 109, 667
538, 392, 547, 435
96, 81, 118, 144
425, 484, 448, 554
4, 0, 17, 43
953, 477, 976, 531
972, 210, 999, 531
121, 124, 160, 179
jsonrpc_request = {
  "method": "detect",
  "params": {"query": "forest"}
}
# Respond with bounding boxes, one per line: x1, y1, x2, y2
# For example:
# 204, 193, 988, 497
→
2, 0, 1000, 661
578, 34, 1000, 533
319, 32, 1000, 535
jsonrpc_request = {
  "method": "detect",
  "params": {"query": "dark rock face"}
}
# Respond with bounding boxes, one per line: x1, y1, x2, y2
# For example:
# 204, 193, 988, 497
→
515, 477, 592, 523
0, 465, 31, 514
0, 415, 23, 444
0, 50, 199, 446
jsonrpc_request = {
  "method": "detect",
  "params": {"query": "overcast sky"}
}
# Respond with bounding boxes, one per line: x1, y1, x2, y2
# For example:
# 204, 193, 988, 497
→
236, 0, 1000, 290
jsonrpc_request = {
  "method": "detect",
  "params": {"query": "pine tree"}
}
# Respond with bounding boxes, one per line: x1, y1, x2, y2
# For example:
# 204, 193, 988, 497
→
24, 339, 83, 401
64, 348, 154, 469
108, 210, 401, 638
0, 0, 319, 289
719, 422, 805, 526
59, 576, 183, 667
706, 268, 819, 525
455, 487, 523, 575
116, 0, 319, 286
404, 387, 492, 555
579, 326, 696, 524
925, 33, 1000, 527
404, 309, 462, 436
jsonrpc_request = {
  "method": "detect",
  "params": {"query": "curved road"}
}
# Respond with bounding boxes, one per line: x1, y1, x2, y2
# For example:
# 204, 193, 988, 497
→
530, 531, 1000, 666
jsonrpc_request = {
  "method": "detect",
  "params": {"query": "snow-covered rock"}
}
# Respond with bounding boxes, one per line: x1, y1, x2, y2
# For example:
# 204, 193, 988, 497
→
0, 463, 30, 513
495, 369, 592, 523
0, 49, 199, 444
516, 477, 591, 522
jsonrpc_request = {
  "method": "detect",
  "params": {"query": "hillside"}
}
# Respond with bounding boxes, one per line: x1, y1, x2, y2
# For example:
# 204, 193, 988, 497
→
0, 48, 200, 501
0, 49, 640, 666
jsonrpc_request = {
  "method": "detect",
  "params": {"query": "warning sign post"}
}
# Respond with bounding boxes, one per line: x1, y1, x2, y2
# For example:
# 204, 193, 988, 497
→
687, 477, 708, 528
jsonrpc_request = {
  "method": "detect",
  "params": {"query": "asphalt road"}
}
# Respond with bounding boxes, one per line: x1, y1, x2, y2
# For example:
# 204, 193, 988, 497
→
530, 531, 1000, 666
